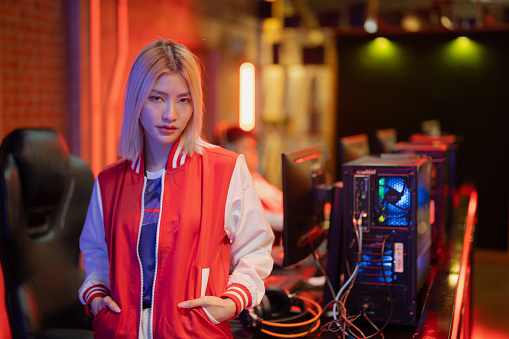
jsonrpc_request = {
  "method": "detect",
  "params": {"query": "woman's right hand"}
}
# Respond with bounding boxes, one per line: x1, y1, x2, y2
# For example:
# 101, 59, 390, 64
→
90, 296, 121, 316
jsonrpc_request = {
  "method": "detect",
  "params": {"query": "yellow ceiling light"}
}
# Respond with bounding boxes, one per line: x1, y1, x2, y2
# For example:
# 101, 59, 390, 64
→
239, 62, 256, 131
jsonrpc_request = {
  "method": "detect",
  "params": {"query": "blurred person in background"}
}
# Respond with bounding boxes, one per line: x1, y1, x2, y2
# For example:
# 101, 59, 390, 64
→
215, 124, 284, 237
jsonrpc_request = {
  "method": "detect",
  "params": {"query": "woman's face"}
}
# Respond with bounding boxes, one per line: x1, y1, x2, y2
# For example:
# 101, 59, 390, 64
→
140, 73, 193, 154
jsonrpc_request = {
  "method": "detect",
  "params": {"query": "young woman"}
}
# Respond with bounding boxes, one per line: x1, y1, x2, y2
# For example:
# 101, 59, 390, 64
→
79, 39, 274, 338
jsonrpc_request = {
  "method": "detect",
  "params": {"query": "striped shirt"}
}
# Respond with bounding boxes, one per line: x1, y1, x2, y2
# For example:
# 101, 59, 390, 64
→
139, 168, 164, 305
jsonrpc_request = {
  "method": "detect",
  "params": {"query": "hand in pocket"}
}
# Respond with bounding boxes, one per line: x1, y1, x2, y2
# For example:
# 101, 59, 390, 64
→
178, 296, 236, 322
90, 296, 121, 316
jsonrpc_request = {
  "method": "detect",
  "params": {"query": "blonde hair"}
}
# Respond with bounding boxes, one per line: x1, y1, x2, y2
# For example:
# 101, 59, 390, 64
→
118, 39, 212, 160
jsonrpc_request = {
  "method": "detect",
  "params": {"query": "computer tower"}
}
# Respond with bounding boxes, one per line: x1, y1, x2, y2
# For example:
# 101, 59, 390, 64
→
409, 134, 458, 228
341, 155, 431, 326
392, 142, 449, 261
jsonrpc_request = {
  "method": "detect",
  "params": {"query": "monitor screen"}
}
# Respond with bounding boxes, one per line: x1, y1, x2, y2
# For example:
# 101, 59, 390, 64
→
374, 128, 397, 154
339, 133, 370, 164
338, 133, 370, 181
281, 145, 328, 267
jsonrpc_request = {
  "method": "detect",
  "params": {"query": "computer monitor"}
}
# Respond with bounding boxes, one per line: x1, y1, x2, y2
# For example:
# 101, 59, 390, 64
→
339, 133, 370, 164
374, 128, 397, 154
421, 119, 441, 137
338, 133, 370, 180
281, 145, 328, 267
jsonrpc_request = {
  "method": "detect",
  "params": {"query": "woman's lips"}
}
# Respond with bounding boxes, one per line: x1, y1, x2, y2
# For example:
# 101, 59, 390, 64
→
158, 125, 177, 134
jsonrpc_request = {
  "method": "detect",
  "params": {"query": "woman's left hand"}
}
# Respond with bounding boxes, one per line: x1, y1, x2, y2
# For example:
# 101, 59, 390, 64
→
178, 296, 237, 322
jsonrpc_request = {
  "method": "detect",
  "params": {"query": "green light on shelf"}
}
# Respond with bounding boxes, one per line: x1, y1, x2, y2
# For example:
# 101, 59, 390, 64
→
441, 36, 484, 66
360, 37, 403, 70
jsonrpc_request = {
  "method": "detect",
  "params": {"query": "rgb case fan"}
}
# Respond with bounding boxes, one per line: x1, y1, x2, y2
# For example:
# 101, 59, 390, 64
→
376, 176, 411, 226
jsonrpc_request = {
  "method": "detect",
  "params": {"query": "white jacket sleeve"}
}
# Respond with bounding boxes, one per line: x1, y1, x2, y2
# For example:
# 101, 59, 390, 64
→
78, 178, 111, 311
223, 155, 275, 311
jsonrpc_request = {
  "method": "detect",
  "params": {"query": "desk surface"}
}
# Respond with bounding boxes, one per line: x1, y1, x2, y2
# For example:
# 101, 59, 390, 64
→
232, 185, 476, 339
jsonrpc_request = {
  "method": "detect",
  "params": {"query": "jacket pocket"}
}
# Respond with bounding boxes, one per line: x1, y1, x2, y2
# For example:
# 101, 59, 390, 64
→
199, 267, 220, 324
202, 306, 220, 325
200, 268, 210, 297
92, 306, 110, 330
92, 306, 121, 338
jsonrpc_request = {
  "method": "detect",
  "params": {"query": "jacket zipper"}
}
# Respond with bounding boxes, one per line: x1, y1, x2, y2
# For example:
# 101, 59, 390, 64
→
136, 176, 147, 337
149, 171, 164, 337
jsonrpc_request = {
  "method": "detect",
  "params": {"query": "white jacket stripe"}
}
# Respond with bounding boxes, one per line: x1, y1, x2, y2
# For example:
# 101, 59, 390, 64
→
136, 156, 141, 173
228, 286, 249, 307
172, 143, 183, 169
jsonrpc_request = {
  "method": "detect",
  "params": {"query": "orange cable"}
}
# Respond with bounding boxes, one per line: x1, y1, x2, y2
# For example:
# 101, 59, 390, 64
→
261, 308, 321, 338
258, 295, 323, 338
261, 295, 322, 328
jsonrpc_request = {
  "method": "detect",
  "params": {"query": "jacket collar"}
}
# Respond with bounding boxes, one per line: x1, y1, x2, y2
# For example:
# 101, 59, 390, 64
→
129, 138, 188, 174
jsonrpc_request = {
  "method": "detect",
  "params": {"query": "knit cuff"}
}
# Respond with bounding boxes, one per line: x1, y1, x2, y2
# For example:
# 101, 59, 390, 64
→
220, 283, 252, 318
83, 284, 110, 318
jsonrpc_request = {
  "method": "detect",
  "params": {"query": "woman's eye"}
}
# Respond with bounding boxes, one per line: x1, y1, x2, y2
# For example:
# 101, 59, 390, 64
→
178, 97, 191, 104
150, 96, 163, 102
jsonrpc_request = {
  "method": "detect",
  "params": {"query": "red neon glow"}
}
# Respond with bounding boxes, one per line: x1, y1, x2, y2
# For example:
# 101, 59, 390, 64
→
90, 0, 102, 176
294, 152, 322, 164
430, 199, 436, 225
0, 262, 11, 338
324, 202, 331, 214
451, 188, 478, 338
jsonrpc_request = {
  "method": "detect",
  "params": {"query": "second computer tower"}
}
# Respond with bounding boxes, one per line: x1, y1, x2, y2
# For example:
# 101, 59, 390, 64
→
392, 141, 449, 261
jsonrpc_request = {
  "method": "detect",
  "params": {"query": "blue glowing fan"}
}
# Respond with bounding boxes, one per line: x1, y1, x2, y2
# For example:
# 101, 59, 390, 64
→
376, 176, 410, 226
358, 250, 395, 283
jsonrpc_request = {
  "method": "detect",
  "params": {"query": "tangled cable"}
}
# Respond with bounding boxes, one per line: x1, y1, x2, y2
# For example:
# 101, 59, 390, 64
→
258, 295, 323, 338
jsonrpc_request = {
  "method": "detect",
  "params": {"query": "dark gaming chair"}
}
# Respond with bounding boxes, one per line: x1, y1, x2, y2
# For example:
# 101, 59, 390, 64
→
0, 128, 94, 339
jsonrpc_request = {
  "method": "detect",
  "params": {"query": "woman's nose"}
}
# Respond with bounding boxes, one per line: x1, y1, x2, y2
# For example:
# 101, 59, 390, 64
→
162, 102, 177, 121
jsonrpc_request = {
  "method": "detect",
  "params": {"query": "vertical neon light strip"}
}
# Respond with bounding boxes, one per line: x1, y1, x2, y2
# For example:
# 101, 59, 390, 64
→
105, 0, 129, 165
239, 62, 255, 131
90, 0, 102, 175
451, 188, 478, 338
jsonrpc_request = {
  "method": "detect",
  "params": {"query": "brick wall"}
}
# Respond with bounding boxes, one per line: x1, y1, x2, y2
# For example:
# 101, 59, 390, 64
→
0, 0, 66, 139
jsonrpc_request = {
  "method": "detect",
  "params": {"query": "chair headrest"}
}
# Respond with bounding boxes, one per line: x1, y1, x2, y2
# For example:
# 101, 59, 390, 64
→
1, 128, 70, 210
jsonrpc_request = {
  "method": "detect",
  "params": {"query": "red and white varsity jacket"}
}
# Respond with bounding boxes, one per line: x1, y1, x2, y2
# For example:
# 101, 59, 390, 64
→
79, 139, 274, 338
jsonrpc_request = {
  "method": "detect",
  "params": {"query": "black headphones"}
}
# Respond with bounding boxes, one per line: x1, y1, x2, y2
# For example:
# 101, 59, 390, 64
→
256, 287, 294, 320
240, 287, 310, 329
